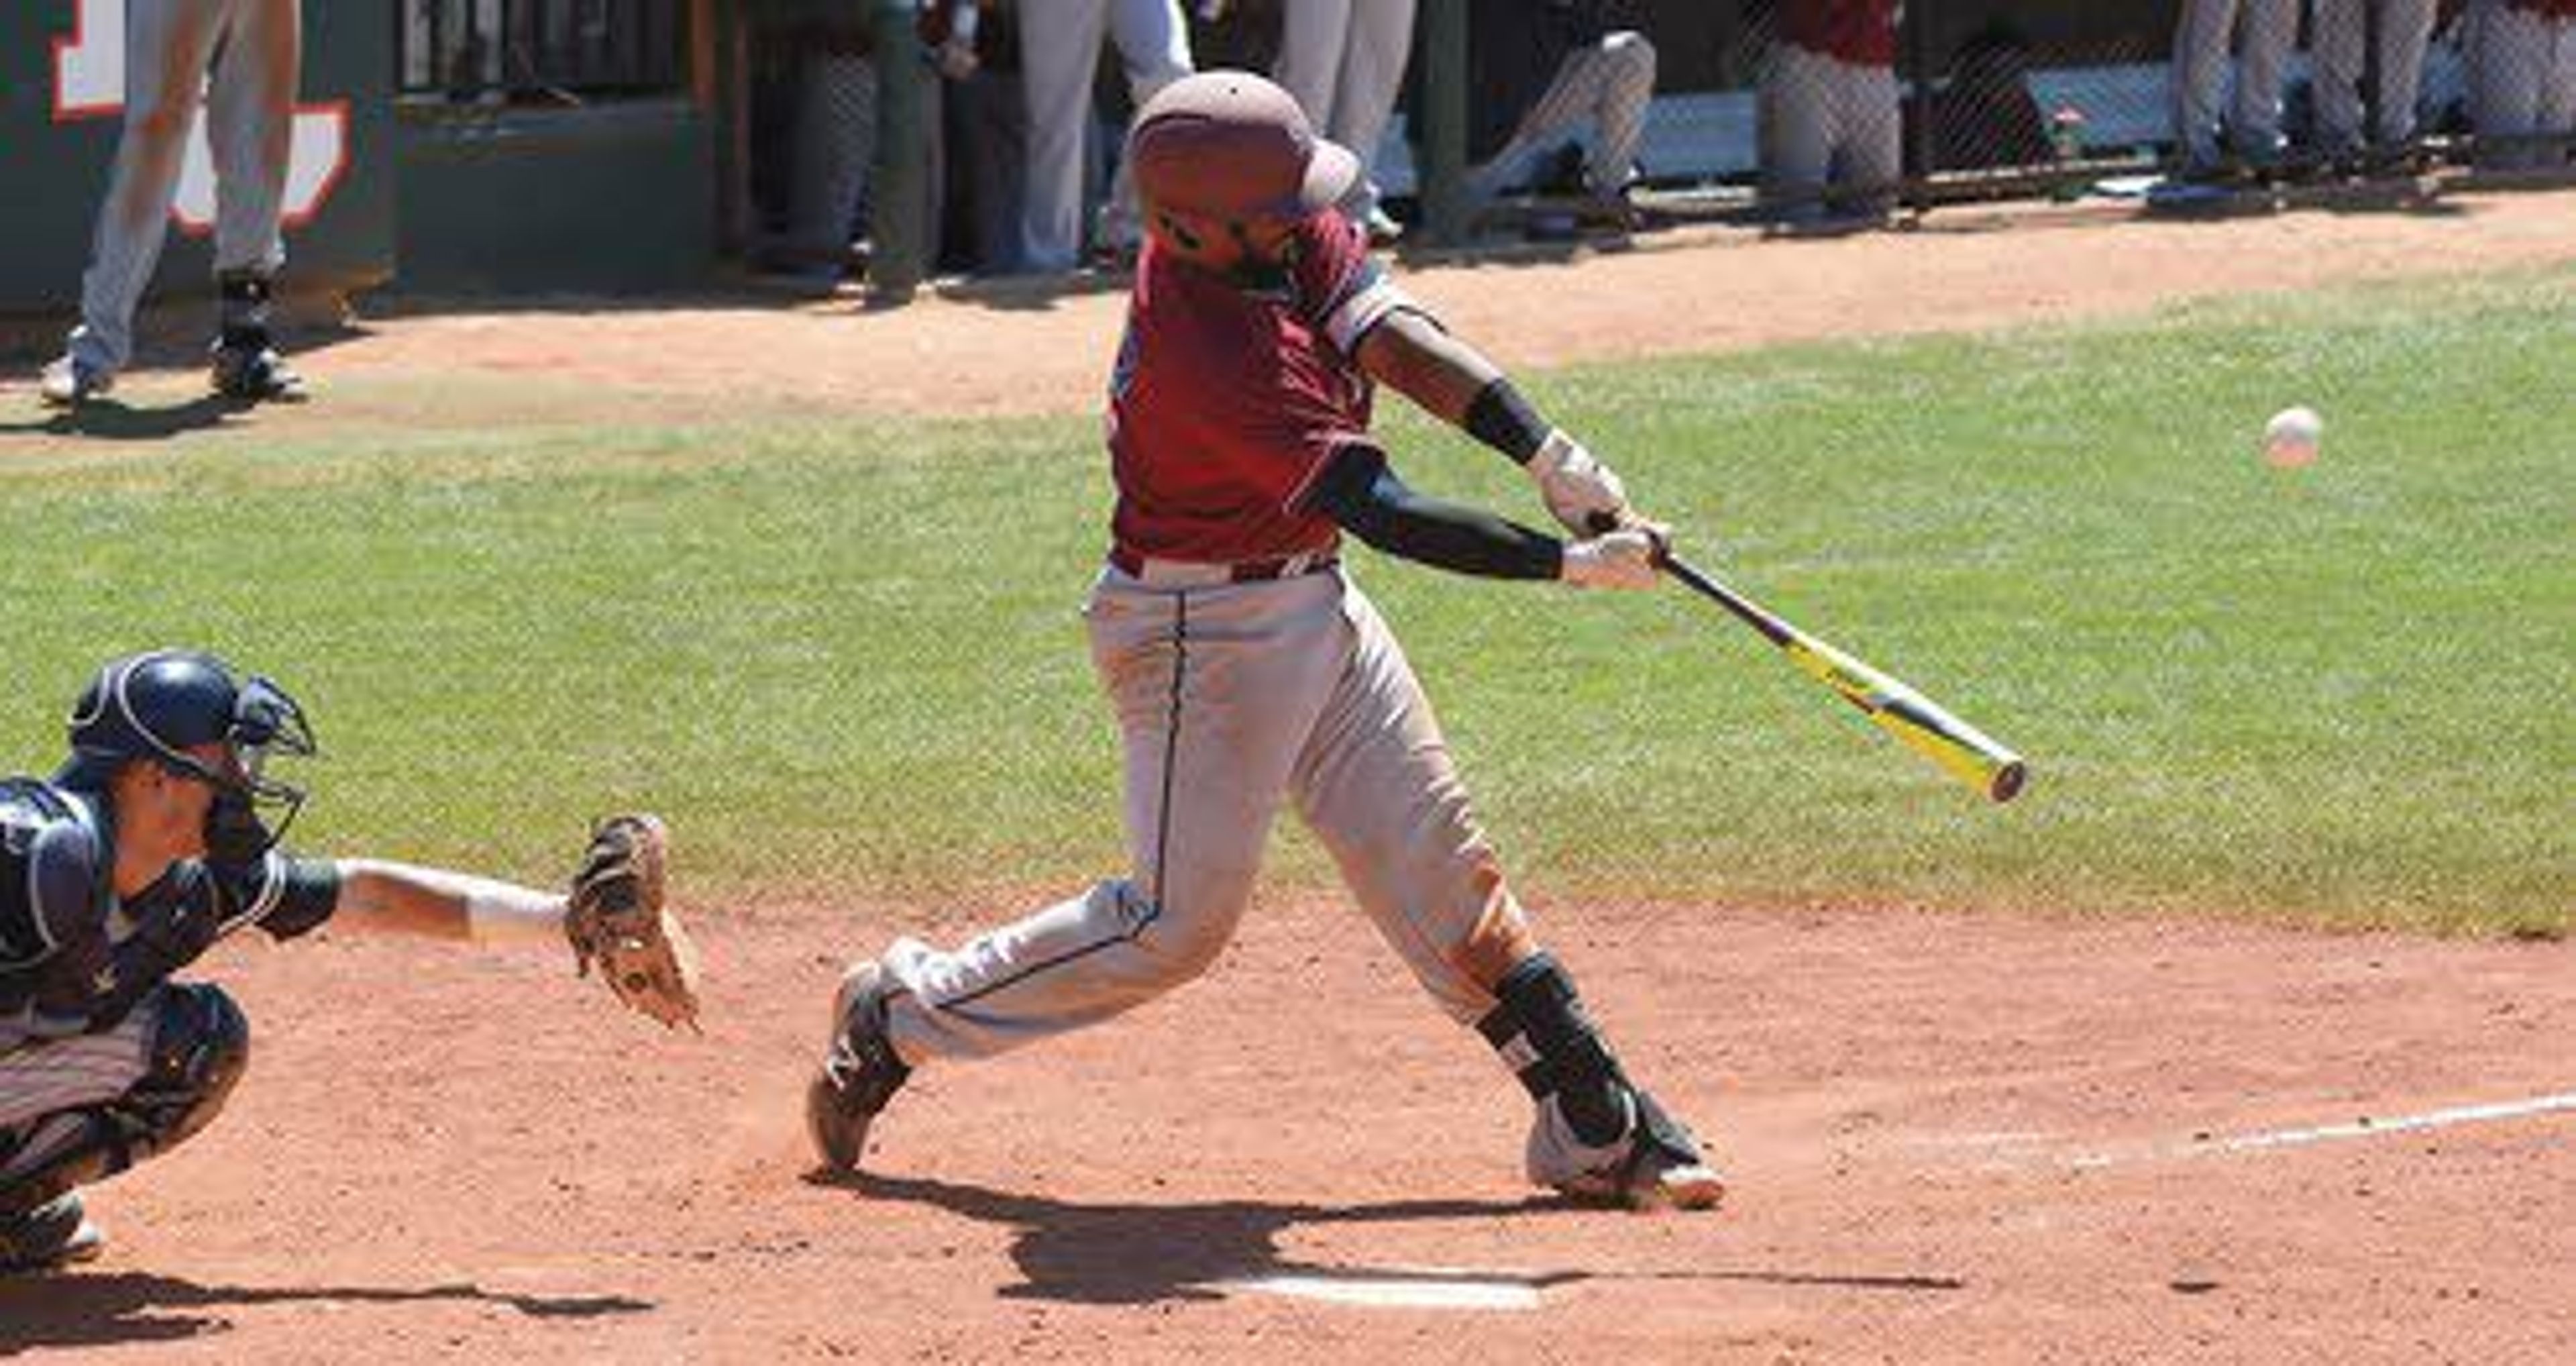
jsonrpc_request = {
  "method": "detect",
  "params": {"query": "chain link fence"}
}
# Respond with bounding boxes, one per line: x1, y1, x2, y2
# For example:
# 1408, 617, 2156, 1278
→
721, 1, 2571, 285
1360, 1, 2571, 231
1444, 1, 2573, 226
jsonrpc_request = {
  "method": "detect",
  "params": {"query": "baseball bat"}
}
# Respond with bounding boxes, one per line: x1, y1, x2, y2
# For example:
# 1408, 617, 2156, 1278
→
1656, 549, 2027, 803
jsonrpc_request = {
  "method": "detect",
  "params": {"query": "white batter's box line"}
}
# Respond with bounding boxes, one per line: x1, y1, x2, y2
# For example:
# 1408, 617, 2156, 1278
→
1223, 1264, 1572, 1312
2066, 1089, 2576, 1170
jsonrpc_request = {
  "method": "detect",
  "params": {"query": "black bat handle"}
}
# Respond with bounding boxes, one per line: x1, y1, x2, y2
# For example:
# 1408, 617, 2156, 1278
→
1655, 547, 1798, 649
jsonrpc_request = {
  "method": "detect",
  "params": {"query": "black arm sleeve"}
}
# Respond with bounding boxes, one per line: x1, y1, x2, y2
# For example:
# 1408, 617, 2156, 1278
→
1305, 445, 1564, 580
1462, 376, 1552, 466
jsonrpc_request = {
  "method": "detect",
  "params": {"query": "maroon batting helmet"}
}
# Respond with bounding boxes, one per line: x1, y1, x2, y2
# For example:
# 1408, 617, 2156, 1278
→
1127, 71, 1360, 223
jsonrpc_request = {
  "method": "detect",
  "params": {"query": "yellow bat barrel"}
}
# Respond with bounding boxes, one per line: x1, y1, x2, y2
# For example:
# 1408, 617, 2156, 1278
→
1782, 636, 2029, 803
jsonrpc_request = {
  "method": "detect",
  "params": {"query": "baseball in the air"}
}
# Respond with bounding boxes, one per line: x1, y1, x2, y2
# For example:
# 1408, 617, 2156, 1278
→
2263, 406, 2323, 468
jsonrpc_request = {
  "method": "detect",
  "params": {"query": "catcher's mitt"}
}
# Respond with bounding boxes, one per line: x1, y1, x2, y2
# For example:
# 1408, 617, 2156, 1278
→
565, 814, 701, 1030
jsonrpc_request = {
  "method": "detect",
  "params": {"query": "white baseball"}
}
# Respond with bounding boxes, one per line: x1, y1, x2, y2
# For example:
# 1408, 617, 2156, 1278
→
2263, 407, 2322, 467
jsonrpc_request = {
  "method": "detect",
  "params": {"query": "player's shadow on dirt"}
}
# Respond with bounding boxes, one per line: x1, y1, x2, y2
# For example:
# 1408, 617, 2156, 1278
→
0, 395, 246, 441
0, 1271, 652, 1355
831, 1170, 1964, 1307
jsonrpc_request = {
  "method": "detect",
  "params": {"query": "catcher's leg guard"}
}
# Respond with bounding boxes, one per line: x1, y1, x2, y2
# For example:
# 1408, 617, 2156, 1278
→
806, 962, 911, 1173
0, 984, 250, 1218
1477, 953, 1723, 1212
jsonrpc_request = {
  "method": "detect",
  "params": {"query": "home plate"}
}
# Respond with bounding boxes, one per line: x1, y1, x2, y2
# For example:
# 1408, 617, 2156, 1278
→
1226, 1269, 1548, 1311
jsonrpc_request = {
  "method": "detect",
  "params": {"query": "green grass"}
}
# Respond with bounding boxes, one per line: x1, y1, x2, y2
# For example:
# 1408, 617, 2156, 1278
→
3, 267, 2568, 935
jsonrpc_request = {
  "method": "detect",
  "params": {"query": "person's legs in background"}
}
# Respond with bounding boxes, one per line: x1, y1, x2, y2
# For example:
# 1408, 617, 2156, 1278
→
1095, 0, 1195, 258
1017, 0, 1114, 272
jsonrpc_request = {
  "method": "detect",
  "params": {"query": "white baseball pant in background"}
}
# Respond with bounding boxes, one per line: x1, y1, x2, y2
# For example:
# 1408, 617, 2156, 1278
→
66, 0, 299, 378
2312, 0, 2440, 150
2477, 3, 2576, 166
1464, 32, 1657, 201
1016, 0, 1193, 272
1762, 42, 1901, 219
1273, 0, 1418, 216
2171, 0, 2300, 167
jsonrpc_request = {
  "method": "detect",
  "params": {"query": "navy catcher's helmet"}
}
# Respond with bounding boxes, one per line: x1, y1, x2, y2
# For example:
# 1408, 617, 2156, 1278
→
54, 649, 316, 855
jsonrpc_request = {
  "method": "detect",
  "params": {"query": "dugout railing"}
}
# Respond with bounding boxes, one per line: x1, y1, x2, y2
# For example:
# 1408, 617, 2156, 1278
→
398, 0, 692, 103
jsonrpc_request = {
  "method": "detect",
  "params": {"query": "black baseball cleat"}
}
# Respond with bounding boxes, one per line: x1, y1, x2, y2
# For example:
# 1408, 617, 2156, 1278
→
209, 339, 309, 403
805, 961, 911, 1173
1554, 1090, 1726, 1212
0, 1194, 106, 1273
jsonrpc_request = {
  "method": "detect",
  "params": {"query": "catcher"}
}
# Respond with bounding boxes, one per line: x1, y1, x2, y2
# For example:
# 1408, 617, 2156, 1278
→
0, 649, 698, 1272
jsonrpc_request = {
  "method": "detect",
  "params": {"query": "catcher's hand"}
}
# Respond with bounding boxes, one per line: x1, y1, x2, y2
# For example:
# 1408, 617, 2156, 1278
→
565, 814, 701, 1031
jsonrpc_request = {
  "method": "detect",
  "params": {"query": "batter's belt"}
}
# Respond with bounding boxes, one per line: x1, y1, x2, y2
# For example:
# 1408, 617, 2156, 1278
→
1107, 547, 1340, 588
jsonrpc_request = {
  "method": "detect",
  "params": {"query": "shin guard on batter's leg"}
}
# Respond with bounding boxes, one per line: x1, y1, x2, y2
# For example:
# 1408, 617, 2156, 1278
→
1477, 953, 1723, 1211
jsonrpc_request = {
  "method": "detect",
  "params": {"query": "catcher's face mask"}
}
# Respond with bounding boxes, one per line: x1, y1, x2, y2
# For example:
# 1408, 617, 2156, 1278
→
60, 651, 318, 864
180, 676, 317, 865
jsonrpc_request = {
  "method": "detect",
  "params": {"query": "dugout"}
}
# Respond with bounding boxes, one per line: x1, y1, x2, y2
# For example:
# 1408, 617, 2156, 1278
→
0, 1, 396, 315
0, 1, 736, 317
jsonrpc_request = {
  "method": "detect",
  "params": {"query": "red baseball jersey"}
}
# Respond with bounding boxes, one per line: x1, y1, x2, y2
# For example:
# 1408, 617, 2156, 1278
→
1781, 0, 1900, 66
1106, 211, 1410, 564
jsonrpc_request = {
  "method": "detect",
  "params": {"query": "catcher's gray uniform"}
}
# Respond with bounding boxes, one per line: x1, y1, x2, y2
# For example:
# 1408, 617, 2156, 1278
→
2, 776, 333, 1221
61, 0, 301, 382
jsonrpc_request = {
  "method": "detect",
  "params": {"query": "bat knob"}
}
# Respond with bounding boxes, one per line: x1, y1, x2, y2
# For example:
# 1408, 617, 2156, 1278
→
1989, 762, 2029, 804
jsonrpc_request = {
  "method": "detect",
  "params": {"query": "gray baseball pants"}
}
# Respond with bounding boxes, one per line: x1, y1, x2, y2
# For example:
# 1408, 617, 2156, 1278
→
876, 562, 1536, 1064
1274, 0, 1419, 216
1016, 0, 1192, 272
2171, 0, 2300, 167
2312, 0, 2441, 149
66, 0, 299, 378
1465, 32, 1658, 201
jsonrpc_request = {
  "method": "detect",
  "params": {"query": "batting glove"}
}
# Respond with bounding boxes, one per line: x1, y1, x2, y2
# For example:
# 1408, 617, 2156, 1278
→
1526, 430, 1634, 536
1560, 529, 1663, 590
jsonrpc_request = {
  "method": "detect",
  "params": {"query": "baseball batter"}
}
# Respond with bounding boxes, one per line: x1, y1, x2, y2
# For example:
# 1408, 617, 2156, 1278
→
808, 72, 1723, 1212
0, 650, 696, 1272
2170, 0, 2301, 176
40, 0, 307, 409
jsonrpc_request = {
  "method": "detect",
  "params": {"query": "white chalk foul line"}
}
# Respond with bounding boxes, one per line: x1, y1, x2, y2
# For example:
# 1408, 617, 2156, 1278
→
2070, 1089, 2576, 1169
1224, 1268, 1547, 1311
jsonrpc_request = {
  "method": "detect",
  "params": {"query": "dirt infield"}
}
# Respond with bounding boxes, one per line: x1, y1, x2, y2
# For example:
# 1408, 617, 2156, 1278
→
3, 898, 2569, 1363
307, 188, 2576, 420
5, 193, 2574, 1363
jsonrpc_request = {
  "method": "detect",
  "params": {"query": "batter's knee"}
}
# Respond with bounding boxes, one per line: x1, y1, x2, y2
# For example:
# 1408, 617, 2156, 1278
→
1118, 879, 1244, 987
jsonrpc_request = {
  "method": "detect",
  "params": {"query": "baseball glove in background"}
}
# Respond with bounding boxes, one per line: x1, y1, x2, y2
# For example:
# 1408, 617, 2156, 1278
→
566, 815, 702, 1030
